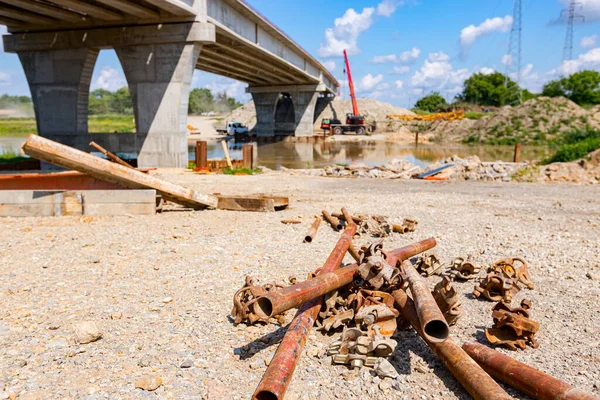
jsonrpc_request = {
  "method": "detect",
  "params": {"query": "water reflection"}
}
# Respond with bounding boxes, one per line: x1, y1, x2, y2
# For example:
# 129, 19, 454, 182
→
0, 136, 549, 170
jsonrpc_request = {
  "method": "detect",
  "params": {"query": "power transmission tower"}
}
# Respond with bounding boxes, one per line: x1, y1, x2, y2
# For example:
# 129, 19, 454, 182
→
561, 0, 584, 65
504, 0, 522, 105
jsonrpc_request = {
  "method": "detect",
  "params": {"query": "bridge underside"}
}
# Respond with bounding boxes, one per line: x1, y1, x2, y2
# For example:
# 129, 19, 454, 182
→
1, 0, 338, 168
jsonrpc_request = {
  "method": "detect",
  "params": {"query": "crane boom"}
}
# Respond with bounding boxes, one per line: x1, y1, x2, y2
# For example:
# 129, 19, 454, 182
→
343, 49, 360, 117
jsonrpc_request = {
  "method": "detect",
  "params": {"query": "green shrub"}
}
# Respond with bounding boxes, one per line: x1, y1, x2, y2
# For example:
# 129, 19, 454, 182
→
543, 138, 600, 164
464, 111, 487, 120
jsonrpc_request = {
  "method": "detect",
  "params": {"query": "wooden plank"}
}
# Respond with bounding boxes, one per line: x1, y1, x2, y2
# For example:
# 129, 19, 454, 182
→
21, 135, 218, 209
82, 189, 156, 204
217, 196, 275, 212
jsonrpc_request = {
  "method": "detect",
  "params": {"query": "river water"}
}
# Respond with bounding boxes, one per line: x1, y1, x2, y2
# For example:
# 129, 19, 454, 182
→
0, 137, 549, 169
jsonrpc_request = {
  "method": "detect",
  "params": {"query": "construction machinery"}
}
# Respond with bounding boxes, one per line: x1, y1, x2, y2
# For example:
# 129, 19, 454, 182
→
321, 49, 372, 135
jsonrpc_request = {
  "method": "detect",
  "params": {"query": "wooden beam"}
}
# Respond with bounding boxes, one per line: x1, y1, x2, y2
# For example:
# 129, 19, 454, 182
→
21, 135, 218, 210
196, 55, 271, 84
140, 0, 196, 16
45, 0, 122, 21
201, 46, 286, 83
0, 5, 57, 24
93, 0, 159, 19
0, 0, 83, 22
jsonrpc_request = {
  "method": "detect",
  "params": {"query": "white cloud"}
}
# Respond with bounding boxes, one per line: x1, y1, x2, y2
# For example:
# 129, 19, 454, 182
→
479, 67, 495, 75
204, 76, 249, 101
0, 72, 10, 86
399, 47, 421, 64
371, 54, 398, 64
501, 54, 513, 66
459, 16, 513, 54
581, 35, 598, 49
377, 0, 402, 17
321, 60, 336, 71
390, 66, 410, 75
91, 66, 126, 91
395, 80, 404, 88
411, 51, 470, 97
318, 8, 375, 57
559, 0, 600, 22
0, 25, 7, 53
359, 73, 384, 91
555, 47, 600, 75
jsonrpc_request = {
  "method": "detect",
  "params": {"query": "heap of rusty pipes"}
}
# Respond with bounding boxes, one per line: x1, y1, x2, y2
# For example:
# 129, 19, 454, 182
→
231, 209, 599, 400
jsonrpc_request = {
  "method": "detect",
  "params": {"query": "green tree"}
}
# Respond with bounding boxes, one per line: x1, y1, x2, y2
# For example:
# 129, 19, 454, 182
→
458, 72, 519, 106
188, 88, 214, 114
562, 70, 600, 106
109, 86, 133, 114
414, 92, 447, 112
0, 94, 31, 108
89, 89, 113, 115
522, 89, 537, 102
542, 80, 566, 98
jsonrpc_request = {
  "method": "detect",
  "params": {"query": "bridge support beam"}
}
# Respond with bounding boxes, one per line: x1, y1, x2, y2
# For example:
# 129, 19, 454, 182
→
19, 48, 99, 151
248, 85, 324, 137
116, 42, 201, 168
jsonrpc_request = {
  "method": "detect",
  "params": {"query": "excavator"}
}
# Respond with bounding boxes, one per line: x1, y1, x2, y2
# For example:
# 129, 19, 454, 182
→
320, 49, 371, 135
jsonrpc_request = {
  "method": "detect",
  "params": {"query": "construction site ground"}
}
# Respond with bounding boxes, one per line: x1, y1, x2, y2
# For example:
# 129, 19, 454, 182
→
1, 172, 599, 399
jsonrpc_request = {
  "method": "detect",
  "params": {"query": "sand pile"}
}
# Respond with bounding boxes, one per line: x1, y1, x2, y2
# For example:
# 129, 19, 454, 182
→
532, 148, 600, 184
427, 97, 600, 143
218, 98, 413, 132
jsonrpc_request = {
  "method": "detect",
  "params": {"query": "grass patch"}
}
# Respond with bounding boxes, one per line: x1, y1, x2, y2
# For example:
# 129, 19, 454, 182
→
0, 118, 37, 137
222, 167, 261, 175
0, 150, 28, 164
464, 111, 487, 120
543, 128, 600, 164
0, 114, 136, 137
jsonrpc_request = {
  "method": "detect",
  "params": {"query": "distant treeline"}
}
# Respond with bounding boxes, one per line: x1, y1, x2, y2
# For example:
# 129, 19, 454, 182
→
0, 87, 243, 116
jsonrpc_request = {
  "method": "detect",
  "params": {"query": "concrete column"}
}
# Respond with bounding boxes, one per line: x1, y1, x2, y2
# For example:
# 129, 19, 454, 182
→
116, 42, 201, 168
18, 48, 98, 149
251, 92, 279, 137
291, 90, 319, 137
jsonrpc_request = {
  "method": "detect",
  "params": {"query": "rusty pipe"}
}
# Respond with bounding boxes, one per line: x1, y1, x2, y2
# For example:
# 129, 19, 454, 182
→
402, 260, 449, 342
253, 238, 437, 320
462, 341, 600, 400
332, 212, 364, 224
385, 237, 437, 267
304, 216, 322, 243
322, 210, 343, 231
252, 223, 357, 400
392, 224, 407, 234
348, 242, 361, 262
340, 207, 355, 225
392, 290, 512, 400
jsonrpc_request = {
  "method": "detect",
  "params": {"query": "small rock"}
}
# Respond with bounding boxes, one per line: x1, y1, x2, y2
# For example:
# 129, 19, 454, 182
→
135, 375, 162, 391
249, 358, 265, 370
138, 357, 152, 367
374, 359, 399, 379
586, 272, 599, 281
110, 312, 123, 320
180, 359, 193, 369
74, 322, 102, 344
162, 297, 173, 304
379, 378, 393, 392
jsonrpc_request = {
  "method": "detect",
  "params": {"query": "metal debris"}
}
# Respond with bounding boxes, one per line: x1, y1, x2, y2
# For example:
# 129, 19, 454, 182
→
231, 276, 286, 325
328, 326, 397, 369
356, 242, 402, 291
473, 271, 521, 303
485, 299, 540, 350
416, 253, 445, 276
489, 257, 534, 289
392, 218, 418, 234
448, 256, 482, 281
432, 276, 463, 326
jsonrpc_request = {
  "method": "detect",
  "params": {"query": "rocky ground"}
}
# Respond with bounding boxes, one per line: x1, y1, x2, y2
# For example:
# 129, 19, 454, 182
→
1, 172, 599, 400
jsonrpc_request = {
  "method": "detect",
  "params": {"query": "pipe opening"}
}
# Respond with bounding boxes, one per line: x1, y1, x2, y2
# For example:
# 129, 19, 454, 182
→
424, 320, 449, 341
304, 236, 313, 243
254, 391, 279, 400
336, 224, 343, 230
255, 297, 274, 319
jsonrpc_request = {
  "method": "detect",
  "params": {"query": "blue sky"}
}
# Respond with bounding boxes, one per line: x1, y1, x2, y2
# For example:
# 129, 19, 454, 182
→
1, 0, 599, 108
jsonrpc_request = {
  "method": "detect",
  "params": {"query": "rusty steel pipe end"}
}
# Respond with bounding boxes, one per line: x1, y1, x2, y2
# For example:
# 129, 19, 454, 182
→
253, 390, 278, 400
254, 297, 274, 320
304, 235, 313, 243
423, 319, 450, 342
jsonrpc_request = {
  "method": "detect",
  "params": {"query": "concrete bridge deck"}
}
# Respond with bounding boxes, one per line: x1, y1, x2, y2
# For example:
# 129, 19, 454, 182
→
1, 0, 338, 167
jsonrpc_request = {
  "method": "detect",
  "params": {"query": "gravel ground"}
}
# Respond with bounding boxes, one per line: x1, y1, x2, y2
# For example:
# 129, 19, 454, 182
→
1, 170, 599, 400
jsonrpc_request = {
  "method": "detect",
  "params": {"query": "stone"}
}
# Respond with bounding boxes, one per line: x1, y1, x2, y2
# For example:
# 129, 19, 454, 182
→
180, 359, 193, 368
249, 358, 265, 370
74, 322, 102, 344
586, 272, 599, 281
374, 359, 399, 379
162, 297, 173, 304
135, 375, 162, 391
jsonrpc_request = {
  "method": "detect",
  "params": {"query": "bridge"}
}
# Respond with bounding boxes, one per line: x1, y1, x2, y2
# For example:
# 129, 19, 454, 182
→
1, 0, 338, 167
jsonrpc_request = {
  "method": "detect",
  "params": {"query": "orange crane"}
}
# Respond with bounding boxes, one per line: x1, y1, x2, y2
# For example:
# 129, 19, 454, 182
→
320, 49, 370, 135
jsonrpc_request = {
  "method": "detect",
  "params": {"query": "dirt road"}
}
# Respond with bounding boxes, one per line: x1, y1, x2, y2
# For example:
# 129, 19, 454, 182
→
1, 173, 599, 399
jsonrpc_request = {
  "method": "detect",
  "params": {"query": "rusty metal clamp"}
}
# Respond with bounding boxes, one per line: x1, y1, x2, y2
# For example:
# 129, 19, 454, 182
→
416, 253, 445, 277
432, 276, 463, 326
392, 218, 418, 234
231, 276, 285, 324
356, 242, 401, 290
473, 272, 520, 303
448, 256, 482, 281
329, 326, 397, 369
485, 299, 539, 350
490, 257, 534, 289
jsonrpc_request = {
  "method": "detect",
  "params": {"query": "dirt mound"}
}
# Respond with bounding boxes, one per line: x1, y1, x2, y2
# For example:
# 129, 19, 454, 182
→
517, 148, 600, 184
218, 98, 413, 132
426, 97, 600, 144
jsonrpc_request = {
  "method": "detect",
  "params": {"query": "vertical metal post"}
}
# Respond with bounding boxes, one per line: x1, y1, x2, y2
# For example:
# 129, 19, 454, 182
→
415, 131, 419, 147
242, 144, 254, 169
195, 141, 207, 169
513, 143, 521, 163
